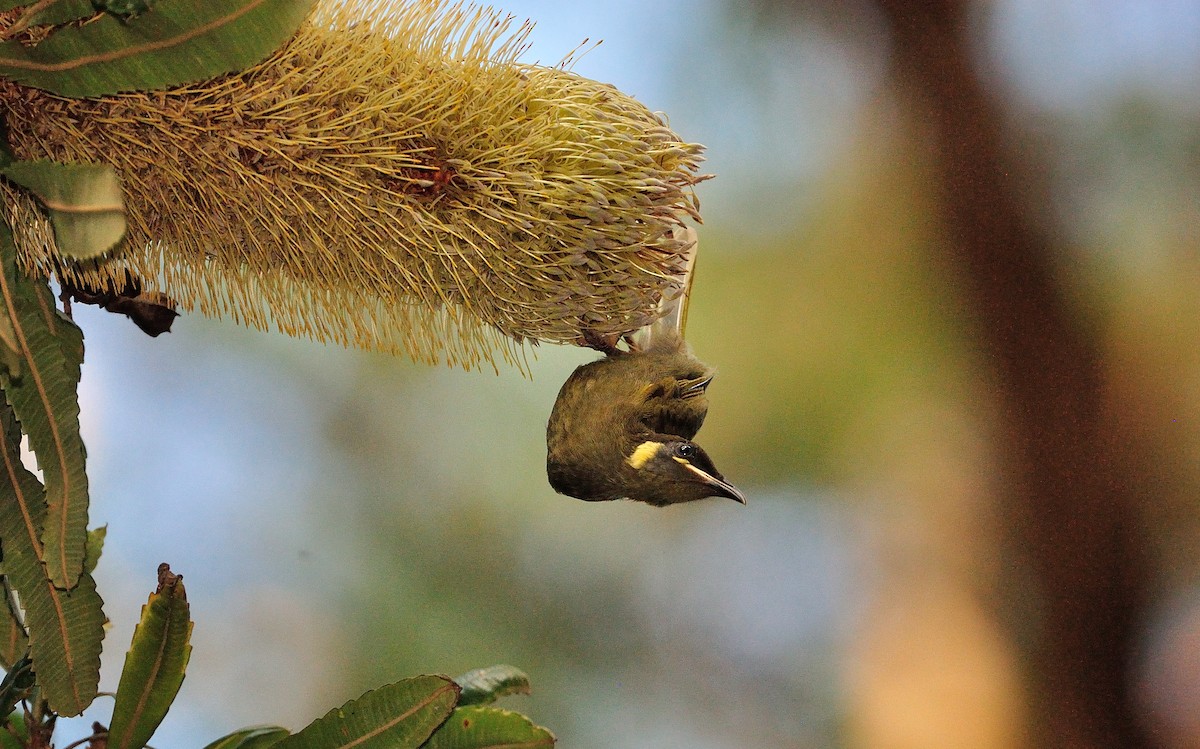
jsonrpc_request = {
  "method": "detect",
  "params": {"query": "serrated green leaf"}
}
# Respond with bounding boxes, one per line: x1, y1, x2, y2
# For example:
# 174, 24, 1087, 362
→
18, 562, 102, 717
0, 578, 26, 670
1, 161, 125, 260
202, 727, 292, 749
0, 0, 316, 97
0, 396, 101, 716
0, 728, 17, 749
453, 666, 531, 708
0, 319, 21, 379
274, 676, 460, 749
0, 220, 17, 378
108, 563, 192, 749
0, 710, 28, 749
0, 407, 32, 679
25, 0, 97, 26
0, 222, 88, 589
419, 707, 555, 749
0, 303, 20, 380
83, 524, 104, 575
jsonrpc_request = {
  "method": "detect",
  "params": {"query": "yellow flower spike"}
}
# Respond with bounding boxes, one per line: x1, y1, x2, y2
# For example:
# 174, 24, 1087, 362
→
1, 0, 708, 371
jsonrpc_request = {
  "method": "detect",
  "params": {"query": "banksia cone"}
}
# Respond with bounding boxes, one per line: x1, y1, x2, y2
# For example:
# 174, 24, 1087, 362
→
0, 0, 707, 370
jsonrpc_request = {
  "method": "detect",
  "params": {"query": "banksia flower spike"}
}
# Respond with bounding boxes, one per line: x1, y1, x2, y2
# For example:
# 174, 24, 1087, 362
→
1, 0, 708, 370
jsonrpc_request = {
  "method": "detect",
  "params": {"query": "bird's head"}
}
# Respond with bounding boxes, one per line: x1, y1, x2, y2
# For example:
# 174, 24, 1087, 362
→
623, 438, 746, 507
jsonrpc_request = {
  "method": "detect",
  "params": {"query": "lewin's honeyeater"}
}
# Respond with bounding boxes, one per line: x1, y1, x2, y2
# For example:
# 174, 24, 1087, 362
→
546, 227, 745, 507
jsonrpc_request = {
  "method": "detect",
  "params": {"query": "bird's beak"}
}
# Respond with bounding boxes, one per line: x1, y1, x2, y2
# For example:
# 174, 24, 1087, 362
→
682, 375, 713, 398
680, 461, 747, 505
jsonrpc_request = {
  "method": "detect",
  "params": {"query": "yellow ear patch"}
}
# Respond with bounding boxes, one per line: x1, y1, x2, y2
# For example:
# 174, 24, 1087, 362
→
626, 441, 664, 470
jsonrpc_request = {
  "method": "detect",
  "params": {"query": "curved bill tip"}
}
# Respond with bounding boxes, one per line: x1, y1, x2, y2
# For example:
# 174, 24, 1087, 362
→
682, 462, 746, 505
719, 482, 748, 505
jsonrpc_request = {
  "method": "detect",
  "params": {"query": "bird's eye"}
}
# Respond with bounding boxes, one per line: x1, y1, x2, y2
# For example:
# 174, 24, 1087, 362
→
675, 443, 695, 459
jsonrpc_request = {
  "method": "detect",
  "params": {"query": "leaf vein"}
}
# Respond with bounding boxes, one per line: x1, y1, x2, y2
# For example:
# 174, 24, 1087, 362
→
45, 582, 82, 707
0, 409, 41, 556
0, 260, 72, 580
0, 0, 272, 73
113, 601, 176, 749
343, 683, 457, 748
34, 198, 123, 214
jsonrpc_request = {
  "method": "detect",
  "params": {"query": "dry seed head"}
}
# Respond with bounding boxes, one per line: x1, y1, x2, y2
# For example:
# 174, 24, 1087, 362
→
0, 0, 708, 371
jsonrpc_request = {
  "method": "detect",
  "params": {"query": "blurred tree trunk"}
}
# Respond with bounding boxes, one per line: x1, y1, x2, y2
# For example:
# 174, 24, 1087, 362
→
860, 1, 1151, 747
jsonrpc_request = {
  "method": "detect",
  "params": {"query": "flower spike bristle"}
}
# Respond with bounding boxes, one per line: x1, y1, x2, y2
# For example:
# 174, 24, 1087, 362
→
0, 0, 708, 372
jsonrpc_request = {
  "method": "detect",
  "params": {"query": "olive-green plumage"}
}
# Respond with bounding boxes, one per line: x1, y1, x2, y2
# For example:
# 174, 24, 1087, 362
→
545, 332, 744, 507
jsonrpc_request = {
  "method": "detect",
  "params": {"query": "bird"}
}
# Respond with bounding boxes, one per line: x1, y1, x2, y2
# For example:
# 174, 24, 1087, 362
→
545, 226, 745, 507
